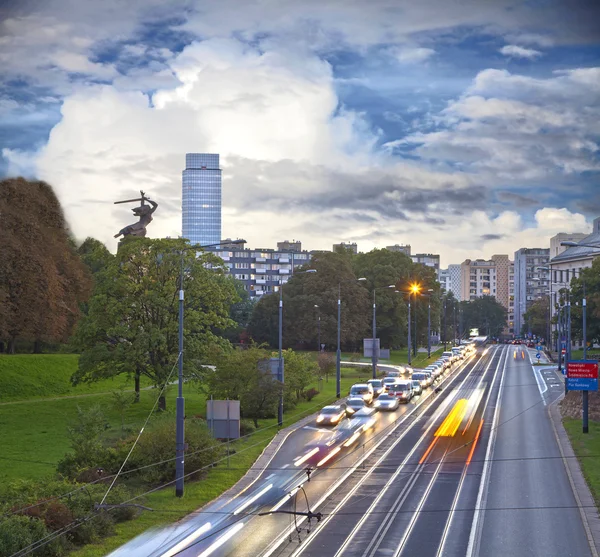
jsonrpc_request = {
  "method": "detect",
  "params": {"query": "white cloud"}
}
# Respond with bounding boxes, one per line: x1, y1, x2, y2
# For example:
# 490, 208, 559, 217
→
500, 45, 543, 59
402, 67, 600, 180
390, 46, 436, 64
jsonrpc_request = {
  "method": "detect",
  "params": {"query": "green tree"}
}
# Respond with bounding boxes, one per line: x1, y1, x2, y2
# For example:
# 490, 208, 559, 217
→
570, 259, 600, 346
221, 278, 255, 344
459, 296, 507, 338
72, 238, 238, 409
0, 178, 92, 353
523, 297, 550, 340
281, 349, 318, 402
203, 346, 281, 427
248, 251, 370, 351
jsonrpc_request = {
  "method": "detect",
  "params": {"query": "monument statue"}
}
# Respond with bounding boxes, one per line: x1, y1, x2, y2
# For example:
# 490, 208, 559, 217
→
114, 190, 158, 239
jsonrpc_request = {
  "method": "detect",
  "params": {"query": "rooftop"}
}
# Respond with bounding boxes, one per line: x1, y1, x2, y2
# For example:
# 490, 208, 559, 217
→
551, 218, 600, 263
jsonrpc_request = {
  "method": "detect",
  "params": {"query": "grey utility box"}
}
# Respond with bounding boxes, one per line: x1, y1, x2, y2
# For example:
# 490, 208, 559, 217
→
207, 399, 240, 439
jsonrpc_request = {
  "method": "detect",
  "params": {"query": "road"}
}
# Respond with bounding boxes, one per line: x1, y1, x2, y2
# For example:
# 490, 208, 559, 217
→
109, 344, 595, 557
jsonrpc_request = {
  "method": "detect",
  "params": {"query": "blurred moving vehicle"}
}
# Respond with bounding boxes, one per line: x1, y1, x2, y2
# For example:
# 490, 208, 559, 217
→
411, 379, 423, 395
367, 379, 385, 398
386, 370, 401, 378
346, 396, 366, 415
382, 376, 400, 392
411, 372, 429, 389
349, 383, 374, 405
388, 380, 413, 402
421, 370, 434, 386
374, 393, 400, 411
316, 405, 346, 425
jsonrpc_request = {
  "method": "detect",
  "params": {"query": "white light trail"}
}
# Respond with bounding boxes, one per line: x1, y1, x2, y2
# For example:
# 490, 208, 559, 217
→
232, 483, 273, 516
197, 522, 245, 557
160, 523, 212, 557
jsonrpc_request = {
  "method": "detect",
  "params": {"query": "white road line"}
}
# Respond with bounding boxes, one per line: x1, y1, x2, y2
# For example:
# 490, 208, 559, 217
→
529, 351, 548, 403
260, 351, 481, 557
466, 346, 508, 557
295, 350, 491, 557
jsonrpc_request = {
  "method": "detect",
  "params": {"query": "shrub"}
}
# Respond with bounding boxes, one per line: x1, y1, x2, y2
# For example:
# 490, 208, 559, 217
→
239, 419, 256, 437
303, 387, 319, 401
0, 514, 65, 556
120, 413, 224, 485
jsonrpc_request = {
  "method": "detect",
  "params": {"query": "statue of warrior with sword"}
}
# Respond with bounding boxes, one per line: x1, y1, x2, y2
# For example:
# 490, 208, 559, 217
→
114, 190, 158, 239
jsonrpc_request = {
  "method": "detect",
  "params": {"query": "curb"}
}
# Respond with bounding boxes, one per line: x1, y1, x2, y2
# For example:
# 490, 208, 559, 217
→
548, 396, 600, 556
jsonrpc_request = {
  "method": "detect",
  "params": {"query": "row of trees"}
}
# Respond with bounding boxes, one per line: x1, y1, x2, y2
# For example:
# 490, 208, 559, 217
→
247, 249, 441, 351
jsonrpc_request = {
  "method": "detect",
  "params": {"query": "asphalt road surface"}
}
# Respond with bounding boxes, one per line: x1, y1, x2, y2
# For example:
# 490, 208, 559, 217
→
109, 344, 594, 557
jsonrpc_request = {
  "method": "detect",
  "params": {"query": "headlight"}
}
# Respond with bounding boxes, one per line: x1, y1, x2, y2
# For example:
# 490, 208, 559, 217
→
317, 416, 324, 423
347, 407, 355, 414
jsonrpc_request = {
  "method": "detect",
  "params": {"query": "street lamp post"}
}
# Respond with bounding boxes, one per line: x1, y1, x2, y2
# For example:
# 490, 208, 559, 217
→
407, 300, 412, 366
420, 289, 434, 358
583, 284, 588, 433
175, 238, 245, 498
278, 269, 317, 427
443, 299, 447, 351
370, 285, 397, 379
336, 277, 366, 398
314, 305, 321, 352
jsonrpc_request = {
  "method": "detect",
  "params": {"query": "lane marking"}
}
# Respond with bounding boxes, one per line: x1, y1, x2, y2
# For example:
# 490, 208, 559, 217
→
261, 350, 484, 557
331, 349, 500, 557
466, 346, 508, 557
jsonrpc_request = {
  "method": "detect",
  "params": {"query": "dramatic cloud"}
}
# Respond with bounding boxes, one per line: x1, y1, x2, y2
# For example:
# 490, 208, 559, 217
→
1, 0, 599, 266
499, 45, 543, 59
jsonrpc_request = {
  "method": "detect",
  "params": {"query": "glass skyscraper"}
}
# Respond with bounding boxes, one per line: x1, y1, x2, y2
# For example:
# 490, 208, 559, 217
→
182, 153, 222, 246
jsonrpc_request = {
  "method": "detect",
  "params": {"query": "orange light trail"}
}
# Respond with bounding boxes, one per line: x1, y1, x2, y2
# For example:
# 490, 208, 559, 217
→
435, 399, 469, 437
466, 419, 484, 465
419, 437, 439, 464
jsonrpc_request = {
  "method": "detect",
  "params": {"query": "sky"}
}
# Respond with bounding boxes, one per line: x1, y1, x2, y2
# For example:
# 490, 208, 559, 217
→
1, 0, 599, 266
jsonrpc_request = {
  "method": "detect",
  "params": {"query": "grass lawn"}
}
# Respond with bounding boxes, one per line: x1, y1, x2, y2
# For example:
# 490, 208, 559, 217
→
341, 346, 445, 368
563, 418, 600, 509
0, 354, 153, 403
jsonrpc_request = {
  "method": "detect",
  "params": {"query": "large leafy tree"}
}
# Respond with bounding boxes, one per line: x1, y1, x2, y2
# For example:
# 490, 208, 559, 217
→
72, 237, 238, 409
352, 249, 412, 348
203, 346, 281, 427
459, 296, 507, 338
248, 251, 370, 351
0, 178, 92, 353
570, 259, 600, 346
523, 297, 550, 340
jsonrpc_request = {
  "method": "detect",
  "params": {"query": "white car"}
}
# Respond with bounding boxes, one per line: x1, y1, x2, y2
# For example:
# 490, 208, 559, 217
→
374, 393, 400, 411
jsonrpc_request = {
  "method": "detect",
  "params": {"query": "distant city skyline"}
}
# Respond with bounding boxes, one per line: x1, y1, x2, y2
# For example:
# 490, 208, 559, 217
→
0, 1, 598, 262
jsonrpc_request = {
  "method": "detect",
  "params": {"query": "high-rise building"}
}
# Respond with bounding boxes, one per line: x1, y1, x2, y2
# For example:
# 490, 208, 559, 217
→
439, 268, 451, 292
277, 240, 302, 252
549, 218, 600, 330
386, 244, 412, 256
333, 242, 358, 255
411, 253, 440, 277
448, 264, 462, 301
182, 153, 222, 246
210, 244, 312, 298
550, 232, 587, 259
514, 248, 550, 336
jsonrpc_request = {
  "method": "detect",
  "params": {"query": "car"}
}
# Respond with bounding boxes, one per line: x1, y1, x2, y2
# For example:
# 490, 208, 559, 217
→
345, 396, 366, 415
349, 383, 374, 405
388, 381, 413, 403
421, 370, 434, 386
403, 365, 414, 376
316, 405, 346, 426
411, 372, 429, 389
425, 366, 441, 380
411, 380, 423, 395
386, 370, 400, 378
367, 379, 385, 398
382, 376, 399, 392
374, 393, 400, 411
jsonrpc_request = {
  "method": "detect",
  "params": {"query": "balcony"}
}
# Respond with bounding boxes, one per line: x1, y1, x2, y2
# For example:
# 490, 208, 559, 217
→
256, 279, 266, 284
255, 257, 266, 262
255, 268, 267, 274
279, 269, 290, 274
279, 257, 290, 263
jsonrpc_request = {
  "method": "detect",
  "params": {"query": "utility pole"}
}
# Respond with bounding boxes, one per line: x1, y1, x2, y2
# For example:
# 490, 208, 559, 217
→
175, 257, 185, 498
427, 301, 431, 358
336, 283, 342, 399
407, 301, 412, 366
278, 280, 284, 427
583, 285, 588, 434
372, 290, 377, 379
443, 299, 447, 351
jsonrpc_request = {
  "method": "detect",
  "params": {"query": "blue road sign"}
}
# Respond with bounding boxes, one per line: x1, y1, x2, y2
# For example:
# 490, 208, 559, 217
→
567, 377, 599, 391
536, 353, 541, 359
